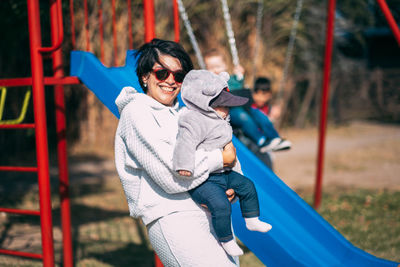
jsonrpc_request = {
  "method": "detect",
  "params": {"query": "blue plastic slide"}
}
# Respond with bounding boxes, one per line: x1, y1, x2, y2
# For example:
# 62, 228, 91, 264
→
70, 50, 398, 267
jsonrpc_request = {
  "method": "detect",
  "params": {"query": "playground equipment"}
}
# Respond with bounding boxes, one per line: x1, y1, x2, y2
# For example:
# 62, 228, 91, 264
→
0, 88, 31, 125
0, 0, 399, 266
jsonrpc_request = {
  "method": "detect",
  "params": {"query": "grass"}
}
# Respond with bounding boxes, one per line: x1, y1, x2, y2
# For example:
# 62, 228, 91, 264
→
0, 160, 399, 266
300, 188, 400, 263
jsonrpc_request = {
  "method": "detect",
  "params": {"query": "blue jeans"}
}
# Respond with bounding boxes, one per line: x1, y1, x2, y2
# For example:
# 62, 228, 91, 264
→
230, 107, 280, 146
189, 171, 260, 242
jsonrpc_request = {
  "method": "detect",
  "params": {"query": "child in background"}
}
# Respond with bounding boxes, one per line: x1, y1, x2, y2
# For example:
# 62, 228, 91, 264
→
173, 70, 272, 257
252, 77, 281, 122
204, 49, 245, 91
204, 49, 291, 152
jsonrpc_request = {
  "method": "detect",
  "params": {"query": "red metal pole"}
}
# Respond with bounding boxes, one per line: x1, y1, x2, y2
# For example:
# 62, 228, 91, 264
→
84, 0, 90, 51
0, 249, 43, 259
0, 166, 37, 171
69, 0, 76, 49
314, 0, 336, 209
27, 0, 55, 266
143, 0, 155, 42
173, 0, 180, 43
0, 208, 40, 216
128, 0, 133, 49
376, 0, 400, 46
112, 0, 118, 66
98, 0, 105, 62
49, 0, 74, 266
155, 254, 164, 267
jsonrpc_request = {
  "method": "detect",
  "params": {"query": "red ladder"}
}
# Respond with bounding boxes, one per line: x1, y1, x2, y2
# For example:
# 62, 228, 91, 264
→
0, 0, 78, 266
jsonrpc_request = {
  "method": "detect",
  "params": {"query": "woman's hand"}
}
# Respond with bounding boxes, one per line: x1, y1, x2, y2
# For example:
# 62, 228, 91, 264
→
225, 188, 236, 202
222, 142, 237, 168
201, 189, 236, 209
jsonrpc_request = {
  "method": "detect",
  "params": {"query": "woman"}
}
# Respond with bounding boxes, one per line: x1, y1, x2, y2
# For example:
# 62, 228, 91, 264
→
114, 39, 238, 266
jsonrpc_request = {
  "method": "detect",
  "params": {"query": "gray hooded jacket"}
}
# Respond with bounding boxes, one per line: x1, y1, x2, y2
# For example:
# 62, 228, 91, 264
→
173, 70, 233, 174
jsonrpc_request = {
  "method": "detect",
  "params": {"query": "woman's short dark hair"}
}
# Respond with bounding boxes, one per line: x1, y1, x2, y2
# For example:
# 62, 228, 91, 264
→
134, 39, 194, 92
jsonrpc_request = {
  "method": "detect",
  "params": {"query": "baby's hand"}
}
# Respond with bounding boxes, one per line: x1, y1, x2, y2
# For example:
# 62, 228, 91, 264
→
178, 170, 192, 177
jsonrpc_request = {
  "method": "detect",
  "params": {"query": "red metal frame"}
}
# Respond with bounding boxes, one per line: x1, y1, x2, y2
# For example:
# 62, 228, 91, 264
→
0, 77, 79, 87
314, 0, 336, 209
0, 249, 43, 260
376, 0, 400, 45
69, 0, 76, 49
50, 0, 73, 265
0, 208, 40, 216
84, 0, 90, 51
128, 0, 133, 49
112, 0, 118, 66
27, 0, 55, 265
98, 0, 105, 62
173, 0, 180, 43
144, 0, 155, 42
0, 0, 74, 265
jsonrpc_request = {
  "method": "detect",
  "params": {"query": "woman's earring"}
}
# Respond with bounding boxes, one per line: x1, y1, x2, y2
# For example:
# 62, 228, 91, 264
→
144, 83, 147, 87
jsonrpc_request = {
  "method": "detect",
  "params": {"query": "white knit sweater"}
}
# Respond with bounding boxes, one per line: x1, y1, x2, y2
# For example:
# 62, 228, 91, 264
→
114, 87, 223, 225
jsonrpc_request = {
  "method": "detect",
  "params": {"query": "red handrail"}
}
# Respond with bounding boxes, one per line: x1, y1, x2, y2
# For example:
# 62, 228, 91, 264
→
0, 249, 42, 260
0, 77, 80, 87
50, 0, 74, 265
0, 208, 40, 216
38, 0, 64, 53
0, 124, 35, 129
27, 0, 55, 265
0, 166, 37, 171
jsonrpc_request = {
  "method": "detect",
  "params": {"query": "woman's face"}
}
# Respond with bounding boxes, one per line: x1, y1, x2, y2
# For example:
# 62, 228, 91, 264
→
142, 54, 183, 106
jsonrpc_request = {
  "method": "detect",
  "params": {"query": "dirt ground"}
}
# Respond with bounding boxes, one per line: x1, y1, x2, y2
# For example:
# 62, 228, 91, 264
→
273, 120, 400, 192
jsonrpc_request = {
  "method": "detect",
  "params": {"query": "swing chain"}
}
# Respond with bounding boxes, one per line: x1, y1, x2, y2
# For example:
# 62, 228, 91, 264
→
277, 0, 304, 99
252, 0, 264, 78
221, 0, 240, 67
177, 0, 206, 69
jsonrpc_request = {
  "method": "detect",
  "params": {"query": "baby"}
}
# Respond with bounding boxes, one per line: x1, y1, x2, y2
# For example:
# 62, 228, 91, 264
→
173, 70, 272, 256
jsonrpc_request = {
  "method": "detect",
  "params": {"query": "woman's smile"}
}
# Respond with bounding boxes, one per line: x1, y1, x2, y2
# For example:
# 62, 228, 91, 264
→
143, 54, 183, 106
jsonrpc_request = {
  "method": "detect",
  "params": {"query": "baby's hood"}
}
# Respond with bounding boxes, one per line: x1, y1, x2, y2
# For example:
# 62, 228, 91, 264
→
180, 70, 230, 116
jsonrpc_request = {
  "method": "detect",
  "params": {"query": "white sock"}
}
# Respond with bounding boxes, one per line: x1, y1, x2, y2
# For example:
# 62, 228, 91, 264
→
221, 240, 244, 256
245, 217, 272, 232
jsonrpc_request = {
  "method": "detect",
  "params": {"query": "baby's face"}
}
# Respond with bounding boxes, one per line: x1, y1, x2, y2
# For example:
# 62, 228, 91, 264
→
214, 106, 229, 119
205, 55, 227, 75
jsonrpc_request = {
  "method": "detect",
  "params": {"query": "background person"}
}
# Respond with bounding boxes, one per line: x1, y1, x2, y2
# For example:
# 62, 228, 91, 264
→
252, 76, 282, 122
204, 49, 291, 152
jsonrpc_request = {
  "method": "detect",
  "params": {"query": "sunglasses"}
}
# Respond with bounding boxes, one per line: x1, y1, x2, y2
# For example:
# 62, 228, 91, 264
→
152, 68, 186, 84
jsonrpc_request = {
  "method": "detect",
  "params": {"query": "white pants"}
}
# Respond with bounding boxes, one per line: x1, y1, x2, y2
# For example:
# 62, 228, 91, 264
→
147, 210, 239, 267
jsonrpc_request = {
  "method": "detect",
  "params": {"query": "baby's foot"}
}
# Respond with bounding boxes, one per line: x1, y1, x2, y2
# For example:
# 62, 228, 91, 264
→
221, 240, 244, 256
245, 217, 272, 232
